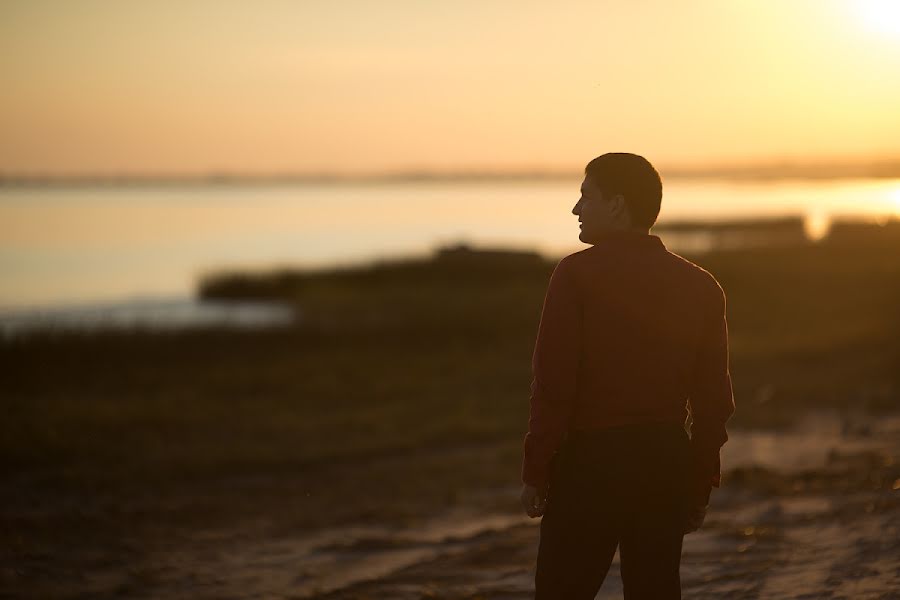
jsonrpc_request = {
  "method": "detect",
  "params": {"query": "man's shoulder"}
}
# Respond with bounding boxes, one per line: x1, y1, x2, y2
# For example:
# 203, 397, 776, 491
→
554, 248, 596, 282
662, 249, 726, 297
563, 246, 723, 291
557, 247, 593, 267
557, 247, 726, 306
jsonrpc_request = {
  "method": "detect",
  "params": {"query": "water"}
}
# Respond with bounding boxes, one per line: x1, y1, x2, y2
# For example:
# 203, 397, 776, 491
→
0, 295, 295, 340
2, 178, 899, 311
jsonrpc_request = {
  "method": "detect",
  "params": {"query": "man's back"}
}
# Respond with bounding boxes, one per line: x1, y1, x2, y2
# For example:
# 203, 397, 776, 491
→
522, 228, 734, 496
568, 230, 727, 428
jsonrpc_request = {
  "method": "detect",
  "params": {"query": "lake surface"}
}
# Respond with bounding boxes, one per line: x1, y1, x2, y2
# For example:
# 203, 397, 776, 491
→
0, 296, 296, 340
2, 178, 899, 311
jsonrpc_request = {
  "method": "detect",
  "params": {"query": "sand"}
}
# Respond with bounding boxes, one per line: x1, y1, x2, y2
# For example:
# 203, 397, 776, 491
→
9, 412, 897, 599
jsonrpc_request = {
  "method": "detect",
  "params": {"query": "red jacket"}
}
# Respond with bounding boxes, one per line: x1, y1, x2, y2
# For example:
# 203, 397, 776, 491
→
522, 228, 735, 499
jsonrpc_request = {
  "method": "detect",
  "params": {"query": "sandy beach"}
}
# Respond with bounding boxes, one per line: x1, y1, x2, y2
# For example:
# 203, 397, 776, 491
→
5, 412, 899, 599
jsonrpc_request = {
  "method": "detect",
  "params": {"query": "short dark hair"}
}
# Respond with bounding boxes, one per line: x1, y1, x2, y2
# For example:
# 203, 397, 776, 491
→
584, 153, 663, 229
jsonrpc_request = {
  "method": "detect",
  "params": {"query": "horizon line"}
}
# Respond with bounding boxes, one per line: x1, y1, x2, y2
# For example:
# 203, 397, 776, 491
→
3, 157, 900, 186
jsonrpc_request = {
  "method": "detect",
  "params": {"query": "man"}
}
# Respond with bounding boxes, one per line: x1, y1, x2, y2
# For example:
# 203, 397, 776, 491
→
520, 153, 735, 599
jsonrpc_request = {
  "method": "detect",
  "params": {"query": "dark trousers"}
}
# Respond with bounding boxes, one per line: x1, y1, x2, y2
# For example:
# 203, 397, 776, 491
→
535, 423, 691, 600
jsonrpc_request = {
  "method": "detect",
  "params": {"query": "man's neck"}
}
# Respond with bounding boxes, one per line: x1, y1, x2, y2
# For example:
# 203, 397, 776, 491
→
604, 226, 650, 236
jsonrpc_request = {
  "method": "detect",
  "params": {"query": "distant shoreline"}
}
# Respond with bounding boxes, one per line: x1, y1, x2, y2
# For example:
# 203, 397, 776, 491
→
2, 214, 897, 315
3, 159, 900, 186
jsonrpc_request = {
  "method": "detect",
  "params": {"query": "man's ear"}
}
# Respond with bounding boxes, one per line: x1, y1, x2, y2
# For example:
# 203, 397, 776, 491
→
610, 194, 626, 217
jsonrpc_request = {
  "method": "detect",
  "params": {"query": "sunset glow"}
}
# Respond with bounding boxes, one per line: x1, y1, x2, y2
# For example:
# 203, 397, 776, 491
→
891, 186, 900, 214
1, 0, 900, 175
855, 0, 900, 37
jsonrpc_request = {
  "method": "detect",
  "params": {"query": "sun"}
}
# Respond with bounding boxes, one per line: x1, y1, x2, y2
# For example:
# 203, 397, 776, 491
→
856, 0, 900, 37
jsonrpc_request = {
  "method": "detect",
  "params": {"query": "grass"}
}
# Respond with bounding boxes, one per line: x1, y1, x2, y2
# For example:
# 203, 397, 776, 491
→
5, 229, 900, 481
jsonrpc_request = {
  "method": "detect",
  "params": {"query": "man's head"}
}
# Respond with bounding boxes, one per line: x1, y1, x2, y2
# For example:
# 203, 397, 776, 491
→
572, 153, 663, 243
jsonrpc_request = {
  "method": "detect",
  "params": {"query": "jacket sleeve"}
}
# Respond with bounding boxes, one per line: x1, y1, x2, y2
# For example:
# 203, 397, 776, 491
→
688, 282, 735, 503
521, 257, 582, 489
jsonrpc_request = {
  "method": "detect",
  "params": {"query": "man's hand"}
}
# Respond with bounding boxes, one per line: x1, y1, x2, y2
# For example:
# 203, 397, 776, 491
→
683, 479, 712, 534
682, 503, 707, 534
520, 484, 547, 518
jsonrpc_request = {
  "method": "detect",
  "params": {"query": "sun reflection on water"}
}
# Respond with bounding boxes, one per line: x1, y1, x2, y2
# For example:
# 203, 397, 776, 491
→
890, 185, 900, 215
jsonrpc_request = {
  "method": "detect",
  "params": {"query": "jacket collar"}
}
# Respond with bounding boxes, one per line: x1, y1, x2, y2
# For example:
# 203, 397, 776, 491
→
591, 228, 666, 250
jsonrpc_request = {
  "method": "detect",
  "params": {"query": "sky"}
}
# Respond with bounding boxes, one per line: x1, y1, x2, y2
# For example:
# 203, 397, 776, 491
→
2, 0, 900, 175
